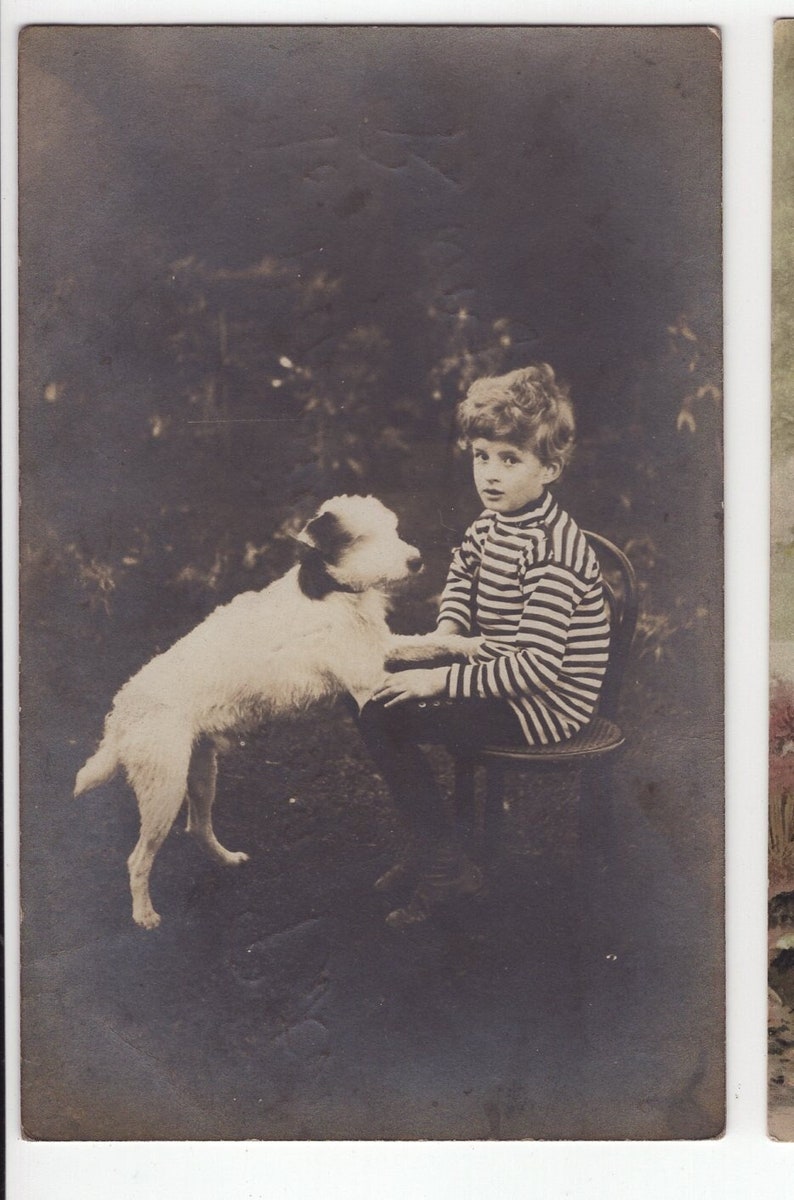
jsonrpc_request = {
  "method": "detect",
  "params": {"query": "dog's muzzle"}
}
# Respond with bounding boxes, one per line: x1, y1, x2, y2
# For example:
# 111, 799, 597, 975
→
406, 552, 424, 574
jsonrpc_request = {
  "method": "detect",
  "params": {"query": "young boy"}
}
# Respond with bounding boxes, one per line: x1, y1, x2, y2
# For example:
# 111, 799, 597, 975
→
359, 363, 611, 928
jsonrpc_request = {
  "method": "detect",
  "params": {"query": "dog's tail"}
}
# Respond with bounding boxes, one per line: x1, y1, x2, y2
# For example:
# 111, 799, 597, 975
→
74, 736, 119, 797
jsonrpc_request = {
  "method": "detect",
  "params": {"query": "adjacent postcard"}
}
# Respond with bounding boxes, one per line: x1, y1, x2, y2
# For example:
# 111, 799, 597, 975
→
770, 17, 794, 1141
19, 25, 724, 1139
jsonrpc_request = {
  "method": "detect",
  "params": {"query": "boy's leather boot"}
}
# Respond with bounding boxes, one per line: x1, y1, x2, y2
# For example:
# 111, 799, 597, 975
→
385, 840, 487, 929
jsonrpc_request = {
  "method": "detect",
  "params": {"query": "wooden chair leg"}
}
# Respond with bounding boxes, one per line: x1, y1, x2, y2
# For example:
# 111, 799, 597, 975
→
578, 759, 615, 888
482, 764, 507, 863
453, 756, 477, 849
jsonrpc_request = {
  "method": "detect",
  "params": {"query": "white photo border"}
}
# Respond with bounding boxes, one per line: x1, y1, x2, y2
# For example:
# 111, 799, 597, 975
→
2, 3, 773, 1195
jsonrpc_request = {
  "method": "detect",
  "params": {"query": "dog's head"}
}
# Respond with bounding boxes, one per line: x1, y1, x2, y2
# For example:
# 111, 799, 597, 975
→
295, 495, 422, 597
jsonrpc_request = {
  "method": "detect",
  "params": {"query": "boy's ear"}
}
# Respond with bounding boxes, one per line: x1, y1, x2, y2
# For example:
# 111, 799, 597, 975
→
542, 461, 563, 484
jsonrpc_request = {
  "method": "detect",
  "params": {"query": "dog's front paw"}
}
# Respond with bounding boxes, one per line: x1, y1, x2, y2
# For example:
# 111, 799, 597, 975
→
385, 634, 457, 669
385, 633, 484, 668
384, 648, 431, 669
384, 637, 431, 669
458, 635, 485, 661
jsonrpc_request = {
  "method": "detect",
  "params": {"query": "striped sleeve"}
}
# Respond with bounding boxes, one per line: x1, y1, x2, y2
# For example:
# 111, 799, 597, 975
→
436, 519, 487, 634
446, 559, 587, 702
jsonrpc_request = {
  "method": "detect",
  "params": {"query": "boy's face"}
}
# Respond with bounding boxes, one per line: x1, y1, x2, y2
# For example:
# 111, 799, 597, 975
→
471, 437, 561, 515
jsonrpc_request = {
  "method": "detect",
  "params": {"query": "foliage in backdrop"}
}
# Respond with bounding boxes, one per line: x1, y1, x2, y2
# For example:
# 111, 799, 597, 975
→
20, 28, 723, 722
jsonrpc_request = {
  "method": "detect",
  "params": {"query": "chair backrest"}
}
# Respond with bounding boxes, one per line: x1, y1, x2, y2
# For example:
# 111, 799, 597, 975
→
584, 531, 639, 722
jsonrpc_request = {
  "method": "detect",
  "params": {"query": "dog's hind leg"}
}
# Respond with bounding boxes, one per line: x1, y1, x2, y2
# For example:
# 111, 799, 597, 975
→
186, 738, 250, 867
127, 766, 188, 930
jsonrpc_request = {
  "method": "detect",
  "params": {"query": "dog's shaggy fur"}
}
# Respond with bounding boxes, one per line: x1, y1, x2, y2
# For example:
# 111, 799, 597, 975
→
74, 495, 477, 929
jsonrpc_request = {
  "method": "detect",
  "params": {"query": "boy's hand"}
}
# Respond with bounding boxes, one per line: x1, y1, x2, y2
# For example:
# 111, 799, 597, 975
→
372, 667, 448, 708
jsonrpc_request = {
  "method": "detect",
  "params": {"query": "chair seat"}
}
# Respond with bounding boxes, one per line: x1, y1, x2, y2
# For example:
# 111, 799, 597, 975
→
473, 716, 625, 765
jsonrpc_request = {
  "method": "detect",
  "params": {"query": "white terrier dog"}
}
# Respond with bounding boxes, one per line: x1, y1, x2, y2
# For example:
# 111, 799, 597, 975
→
74, 495, 476, 929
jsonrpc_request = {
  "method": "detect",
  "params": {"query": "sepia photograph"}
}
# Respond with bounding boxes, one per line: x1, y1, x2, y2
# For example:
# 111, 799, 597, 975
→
18, 25, 723, 1141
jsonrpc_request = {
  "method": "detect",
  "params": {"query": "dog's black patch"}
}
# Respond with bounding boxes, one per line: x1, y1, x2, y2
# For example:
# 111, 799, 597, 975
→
302, 510, 355, 564
296, 509, 359, 600
297, 549, 354, 600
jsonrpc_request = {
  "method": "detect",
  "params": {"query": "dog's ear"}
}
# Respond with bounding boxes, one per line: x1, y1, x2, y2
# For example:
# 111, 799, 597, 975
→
296, 510, 353, 563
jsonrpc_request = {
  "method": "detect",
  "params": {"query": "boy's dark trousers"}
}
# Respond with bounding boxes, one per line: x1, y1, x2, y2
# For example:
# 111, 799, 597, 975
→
357, 696, 524, 869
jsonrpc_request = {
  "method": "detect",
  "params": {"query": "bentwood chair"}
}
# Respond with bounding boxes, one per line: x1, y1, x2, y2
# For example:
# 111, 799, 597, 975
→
451, 532, 639, 864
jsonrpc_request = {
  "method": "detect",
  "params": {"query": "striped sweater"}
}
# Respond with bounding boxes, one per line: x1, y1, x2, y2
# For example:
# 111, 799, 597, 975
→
438, 490, 611, 746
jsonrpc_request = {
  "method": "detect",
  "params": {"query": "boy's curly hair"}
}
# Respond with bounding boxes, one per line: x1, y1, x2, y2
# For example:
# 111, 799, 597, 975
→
456, 363, 576, 469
